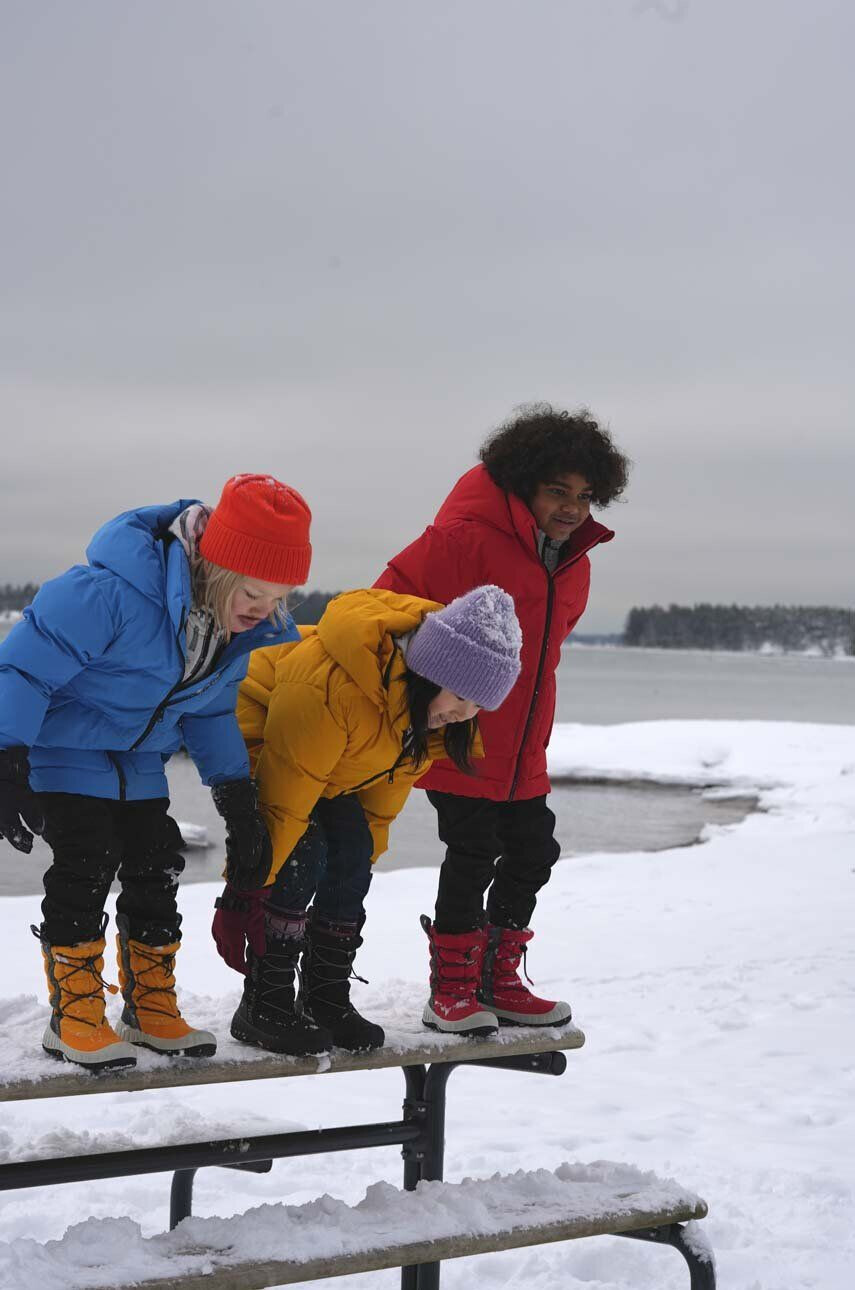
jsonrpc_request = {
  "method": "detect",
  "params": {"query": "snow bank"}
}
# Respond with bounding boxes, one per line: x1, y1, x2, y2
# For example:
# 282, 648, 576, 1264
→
549, 719, 854, 792
0, 719, 852, 1288
550, 719, 855, 830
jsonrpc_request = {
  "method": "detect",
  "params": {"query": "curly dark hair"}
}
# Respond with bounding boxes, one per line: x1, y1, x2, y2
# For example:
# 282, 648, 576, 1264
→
479, 403, 630, 507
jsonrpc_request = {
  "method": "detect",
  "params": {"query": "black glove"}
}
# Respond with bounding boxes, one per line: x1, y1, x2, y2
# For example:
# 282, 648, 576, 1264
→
211, 777, 273, 890
0, 747, 44, 855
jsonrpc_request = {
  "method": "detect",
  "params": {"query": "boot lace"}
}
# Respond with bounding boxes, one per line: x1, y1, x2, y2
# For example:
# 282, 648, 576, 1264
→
494, 938, 534, 994
130, 945, 181, 1020
256, 946, 304, 1018
305, 940, 368, 1015
54, 953, 118, 1028
430, 942, 482, 1000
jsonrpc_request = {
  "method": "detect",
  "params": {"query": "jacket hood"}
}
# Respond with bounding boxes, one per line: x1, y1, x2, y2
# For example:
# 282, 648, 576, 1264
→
435, 465, 615, 564
316, 588, 443, 708
86, 500, 200, 604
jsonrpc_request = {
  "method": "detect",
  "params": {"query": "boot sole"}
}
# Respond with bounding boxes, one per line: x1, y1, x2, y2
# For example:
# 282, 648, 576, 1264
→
302, 1008, 385, 1052
326, 1032, 385, 1053
422, 1004, 499, 1038
492, 1008, 574, 1028
115, 1021, 217, 1058
42, 1027, 137, 1072
422, 1019, 498, 1038
230, 1013, 332, 1057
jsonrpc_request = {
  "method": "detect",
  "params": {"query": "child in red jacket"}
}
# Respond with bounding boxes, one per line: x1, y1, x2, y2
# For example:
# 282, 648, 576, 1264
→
375, 404, 629, 1034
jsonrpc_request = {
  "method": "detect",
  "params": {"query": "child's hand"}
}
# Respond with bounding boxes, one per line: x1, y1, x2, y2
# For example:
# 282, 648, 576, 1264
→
0, 747, 44, 854
212, 883, 268, 974
211, 777, 273, 888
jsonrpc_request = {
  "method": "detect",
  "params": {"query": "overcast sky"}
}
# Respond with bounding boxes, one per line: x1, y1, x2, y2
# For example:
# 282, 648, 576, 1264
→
2, 0, 852, 631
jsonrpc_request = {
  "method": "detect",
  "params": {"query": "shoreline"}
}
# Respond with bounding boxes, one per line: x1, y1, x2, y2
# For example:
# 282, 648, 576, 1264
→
565, 640, 854, 661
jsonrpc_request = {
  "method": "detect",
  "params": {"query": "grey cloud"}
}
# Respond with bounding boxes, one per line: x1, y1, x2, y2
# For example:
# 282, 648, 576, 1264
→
1, 0, 852, 630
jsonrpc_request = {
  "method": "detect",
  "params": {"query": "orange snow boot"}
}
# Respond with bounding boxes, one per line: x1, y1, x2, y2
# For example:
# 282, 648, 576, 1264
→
35, 926, 137, 1072
115, 916, 216, 1057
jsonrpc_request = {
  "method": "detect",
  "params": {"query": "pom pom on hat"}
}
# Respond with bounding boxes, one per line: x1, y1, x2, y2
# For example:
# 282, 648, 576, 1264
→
199, 473, 312, 585
407, 584, 522, 711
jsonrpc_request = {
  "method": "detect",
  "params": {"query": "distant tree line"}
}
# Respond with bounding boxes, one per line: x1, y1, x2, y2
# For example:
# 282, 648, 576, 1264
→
6, 583, 852, 656
0, 583, 38, 612
623, 603, 854, 655
289, 590, 339, 623
0, 583, 341, 623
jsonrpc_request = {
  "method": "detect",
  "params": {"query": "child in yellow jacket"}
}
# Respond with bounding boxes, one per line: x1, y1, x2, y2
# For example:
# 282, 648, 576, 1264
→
212, 584, 521, 1055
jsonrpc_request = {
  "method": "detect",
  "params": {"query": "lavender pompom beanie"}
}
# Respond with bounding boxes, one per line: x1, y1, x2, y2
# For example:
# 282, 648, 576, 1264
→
407, 585, 522, 711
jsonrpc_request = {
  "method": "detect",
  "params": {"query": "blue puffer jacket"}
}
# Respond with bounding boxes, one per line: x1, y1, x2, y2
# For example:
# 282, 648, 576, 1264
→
0, 500, 298, 800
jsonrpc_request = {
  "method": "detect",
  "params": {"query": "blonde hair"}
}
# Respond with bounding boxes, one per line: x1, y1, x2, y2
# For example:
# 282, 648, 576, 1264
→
191, 557, 291, 641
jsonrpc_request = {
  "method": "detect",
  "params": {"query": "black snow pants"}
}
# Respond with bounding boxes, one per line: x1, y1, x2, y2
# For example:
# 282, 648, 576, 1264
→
39, 794, 186, 947
427, 790, 562, 934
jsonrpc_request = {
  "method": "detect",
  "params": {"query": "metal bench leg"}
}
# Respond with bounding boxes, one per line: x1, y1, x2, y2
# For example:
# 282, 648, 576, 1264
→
401, 1065, 427, 1290
399, 1062, 454, 1290
400, 1054, 569, 1289
411, 1062, 455, 1290
668, 1223, 717, 1290
170, 1168, 197, 1229
621, 1223, 716, 1289
169, 1159, 272, 1230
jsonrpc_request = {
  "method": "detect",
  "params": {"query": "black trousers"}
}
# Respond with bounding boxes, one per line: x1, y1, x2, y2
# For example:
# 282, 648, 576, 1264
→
39, 794, 186, 947
428, 790, 562, 934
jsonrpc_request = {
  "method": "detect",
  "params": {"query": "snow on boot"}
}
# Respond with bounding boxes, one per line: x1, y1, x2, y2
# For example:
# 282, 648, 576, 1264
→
421, 915, 498, 1037
480, 924, 572, 1027
230, 908, 332, 1057
115, 917, 216, 1057
34, 925, 137, 1071
301, 914, 385, 1052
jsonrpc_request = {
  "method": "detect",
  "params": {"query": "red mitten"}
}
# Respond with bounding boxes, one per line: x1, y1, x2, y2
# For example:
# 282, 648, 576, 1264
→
212, 883, 269, 974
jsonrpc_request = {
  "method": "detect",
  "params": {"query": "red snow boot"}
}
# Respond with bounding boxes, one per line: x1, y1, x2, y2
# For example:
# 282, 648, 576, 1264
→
480, 925, 572, 1027
421, 915, 498, 1037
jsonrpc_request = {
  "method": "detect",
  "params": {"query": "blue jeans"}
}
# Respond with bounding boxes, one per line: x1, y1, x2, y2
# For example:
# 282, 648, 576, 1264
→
267, 794, 373, 926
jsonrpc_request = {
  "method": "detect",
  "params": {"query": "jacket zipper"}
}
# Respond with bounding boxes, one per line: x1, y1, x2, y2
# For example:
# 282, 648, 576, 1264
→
126, 619, 189, 753
127, 611, 231, 752
507, 532, 603, 800
506, 529, 604, 801
341, 645, 411, 794
347, 746, 409, 797
508, 565, 553, 801
127, 667, 226, 751
108, 752, 128, 802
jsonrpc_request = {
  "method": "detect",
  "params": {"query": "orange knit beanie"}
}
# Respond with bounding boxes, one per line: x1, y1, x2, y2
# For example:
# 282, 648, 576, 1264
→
199, 474, 312, 585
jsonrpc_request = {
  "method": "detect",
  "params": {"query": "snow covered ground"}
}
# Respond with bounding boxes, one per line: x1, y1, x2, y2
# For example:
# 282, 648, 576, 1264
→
0, 720, 853, 1288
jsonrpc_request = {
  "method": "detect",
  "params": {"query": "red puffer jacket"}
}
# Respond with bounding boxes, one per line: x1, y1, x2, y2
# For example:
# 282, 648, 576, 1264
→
374, 465, 614, 801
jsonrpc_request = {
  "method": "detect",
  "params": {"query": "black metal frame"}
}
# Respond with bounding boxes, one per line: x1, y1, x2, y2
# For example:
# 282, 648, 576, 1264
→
398, 1052, 567, 1290
0, 1049, 715, 1289
621, 1225, 717, 1290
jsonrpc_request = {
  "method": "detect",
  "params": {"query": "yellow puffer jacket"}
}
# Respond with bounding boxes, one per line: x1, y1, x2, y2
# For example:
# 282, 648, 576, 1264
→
236, 587, 474, 881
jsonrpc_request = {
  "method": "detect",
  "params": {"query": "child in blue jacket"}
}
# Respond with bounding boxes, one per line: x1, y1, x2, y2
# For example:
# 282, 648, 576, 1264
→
0, 473, 312, 1071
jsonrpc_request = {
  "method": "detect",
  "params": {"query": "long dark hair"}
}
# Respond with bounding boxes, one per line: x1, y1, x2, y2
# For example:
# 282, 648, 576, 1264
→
402, 670, 478, 773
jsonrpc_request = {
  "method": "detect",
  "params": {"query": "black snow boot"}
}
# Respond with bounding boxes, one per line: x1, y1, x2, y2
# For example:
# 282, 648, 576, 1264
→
230, 910, 332, 1057
301, 913, 385, 1052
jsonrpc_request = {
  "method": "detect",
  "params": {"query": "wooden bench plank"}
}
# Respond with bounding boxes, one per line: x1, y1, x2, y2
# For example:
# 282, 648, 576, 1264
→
0, 1163, 708, 1290
0, 1023, 584, 1102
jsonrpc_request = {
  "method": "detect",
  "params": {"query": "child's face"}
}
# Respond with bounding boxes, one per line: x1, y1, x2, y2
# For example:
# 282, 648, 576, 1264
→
427, 688, 480, 729
229, 577, 292, 634
529, 473, 593, 541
